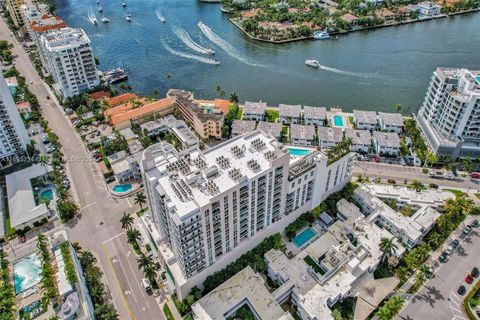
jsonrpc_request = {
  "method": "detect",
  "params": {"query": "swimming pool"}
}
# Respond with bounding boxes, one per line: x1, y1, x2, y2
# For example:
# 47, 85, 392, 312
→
293, 227, 317, 248
112, 184, 132, 193
13, 252, 42, 295
333, 115, 344, 127
288, 147, 312, 157
40, 188, 54, 202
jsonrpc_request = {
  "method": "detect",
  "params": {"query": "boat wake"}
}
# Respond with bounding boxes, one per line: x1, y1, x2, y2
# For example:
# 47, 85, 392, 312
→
197, 22, 259, 66
174, 28, 214, 55
161, 40, 219, 66
155, 9, 166, 22
87, 9, 98, 25
316, 64, 369, 78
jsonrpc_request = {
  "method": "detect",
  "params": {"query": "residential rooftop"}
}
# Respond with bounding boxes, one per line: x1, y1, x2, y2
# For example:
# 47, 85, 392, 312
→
279, 104, 302, 118
372, 131, 400, 148
244, 101, 267, 115
290, 124, 315, 141
257, 121, 282, 138
353, 110, 378, 125
42, 27, 91, 51
303, 106, 327, 120
345, 129, 372, 145
318, 126, 343, 142
378, 112, 404, 127
231, 120, 256, 136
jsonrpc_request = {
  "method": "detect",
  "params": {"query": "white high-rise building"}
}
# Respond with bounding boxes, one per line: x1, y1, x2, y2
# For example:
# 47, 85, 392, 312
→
38, 27, 99, 97
417, 68, 480, 159
0, 73, 30, 163
141, 130, 353, 298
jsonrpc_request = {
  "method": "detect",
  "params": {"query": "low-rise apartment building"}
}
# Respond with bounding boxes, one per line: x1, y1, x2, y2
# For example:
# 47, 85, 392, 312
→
303, 106, 326, 126
290, 124, 315, 146
378, 112, 403, 133
345, 129, 371, 153
416, 1, 442, 16
231, 120, 256, 137
279, 104, 302, 124
372, 131, 400, 156
317, 127, 343, 149
257, 121, 282, 140
354, 110, 378, 131
243, 101, 266, 121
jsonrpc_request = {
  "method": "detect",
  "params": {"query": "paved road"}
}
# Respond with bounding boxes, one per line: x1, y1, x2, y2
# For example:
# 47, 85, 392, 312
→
398, 220, 480, 320
353, 162, 480, 191
0, 19, 164, 320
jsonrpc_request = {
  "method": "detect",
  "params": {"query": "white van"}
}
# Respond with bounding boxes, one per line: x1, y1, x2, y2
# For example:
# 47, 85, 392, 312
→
142, 278, 152, 292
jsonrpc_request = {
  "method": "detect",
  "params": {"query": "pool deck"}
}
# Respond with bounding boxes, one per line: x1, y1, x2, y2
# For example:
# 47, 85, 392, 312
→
326, 110, 353, 129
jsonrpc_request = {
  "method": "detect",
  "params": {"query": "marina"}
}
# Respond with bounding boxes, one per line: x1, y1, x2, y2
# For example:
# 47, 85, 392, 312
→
56, 0, 480, 111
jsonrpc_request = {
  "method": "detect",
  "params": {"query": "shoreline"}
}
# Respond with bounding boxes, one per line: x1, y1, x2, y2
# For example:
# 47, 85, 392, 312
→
229, 8, 480, 44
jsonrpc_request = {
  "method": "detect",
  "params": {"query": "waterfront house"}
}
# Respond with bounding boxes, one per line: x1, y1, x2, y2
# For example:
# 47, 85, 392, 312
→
290, 124, 315, 146
103, 93, 137, 108
372, 131, 400, 156
257, 121, 282, 140
243, 101, 267, 121
341, 13, 359, 26
318, 127, 343, 149
231, 120, 256, 137
303, 106, 327, 126
376, 8, 396, 22
353, 110, 378, 131
394, 6, 413, 19
378, 112, 404, 134
345, 129, 372, 154
89, 90, 110, 101
416, 1, 442, 16
279, 104, 302, 124
16, 101, 32, 117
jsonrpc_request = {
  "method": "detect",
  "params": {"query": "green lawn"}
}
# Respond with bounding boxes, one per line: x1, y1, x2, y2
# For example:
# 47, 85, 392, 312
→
163, 304, 175, 320
236, 108, 244, 120
443, 189, 465, 198
475, 193, 480, 200
265, 109, 279, 123
303, 255, 325, 275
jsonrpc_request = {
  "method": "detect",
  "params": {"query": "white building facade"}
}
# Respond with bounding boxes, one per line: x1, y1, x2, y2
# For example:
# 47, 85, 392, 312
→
0, 73, 30, 163
141, 131, 354, 299
417, 68, 480, 159
38, 27, 99, 97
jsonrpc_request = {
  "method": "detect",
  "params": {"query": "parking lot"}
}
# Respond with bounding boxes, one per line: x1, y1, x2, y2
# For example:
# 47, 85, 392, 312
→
399, 217, 480, 320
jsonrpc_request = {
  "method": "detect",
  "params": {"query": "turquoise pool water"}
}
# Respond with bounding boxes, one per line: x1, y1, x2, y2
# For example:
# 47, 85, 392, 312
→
293, 228, 317, 248
13, 252, 42, 295
288, 148, 312, 157
113, 184, 132, 193
40, 188, 54, 202
333, 115, 344, 127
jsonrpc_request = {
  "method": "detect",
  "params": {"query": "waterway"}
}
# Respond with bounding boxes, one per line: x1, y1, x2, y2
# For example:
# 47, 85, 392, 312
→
56, 0, 480, 112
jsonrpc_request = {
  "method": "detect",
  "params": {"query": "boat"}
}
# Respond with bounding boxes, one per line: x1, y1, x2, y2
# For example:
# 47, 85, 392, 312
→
305, 60, 320, 68
159, 16, 166, 23
126, 13, 131, 21
92, 17, 98, 25
101, 17, 109, 23
213, 60, 220, 66
98, 6, 103, 12
313, 30, 330, 40
122, 1, 126, 7
103, 68, 128, 84
96, 0, 99, 3
205, 48, 215, 55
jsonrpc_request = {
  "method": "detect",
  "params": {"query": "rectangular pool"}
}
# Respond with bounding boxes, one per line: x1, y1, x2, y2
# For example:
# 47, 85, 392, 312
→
288, 147, 312, 157
333, 115, 344, 127
293, 227, 317, 248
13, 252, 42, 295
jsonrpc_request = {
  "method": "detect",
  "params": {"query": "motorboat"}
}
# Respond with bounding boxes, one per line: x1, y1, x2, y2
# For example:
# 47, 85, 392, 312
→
126, 13, 132, 21
205, 48, 215, 55
92, 17, 98, 25
122, 1, 126, 7
101, 17, 109, 23
159, 16, 166, 23
305, 60, 320, 68
98, 6, 103, 12
313, 30, 330, 40
213, 60, 220, 66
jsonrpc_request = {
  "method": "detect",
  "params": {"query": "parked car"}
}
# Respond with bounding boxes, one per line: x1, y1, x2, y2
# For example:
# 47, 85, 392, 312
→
64, 108, 74, 115
450, 239, 460, 249
472, 267, 479, 278
439, 251, 448, 263
142, 278, 152, 292
46, 95, 50, 100
465, 274, 474, 284
41, 135, 50, 144
471, 173, 480, 179
429, 183, 439, 189
19, 234, 26, 243
46, 145, 56, 153
471, 220, 479, 228
458, 285, 466, 295
374, 155, 380, 162
463, 226, 472, 235
105, 176, 115, 183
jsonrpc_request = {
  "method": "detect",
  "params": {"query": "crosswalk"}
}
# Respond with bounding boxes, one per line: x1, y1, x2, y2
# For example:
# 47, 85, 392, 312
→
449, 291, 466, 320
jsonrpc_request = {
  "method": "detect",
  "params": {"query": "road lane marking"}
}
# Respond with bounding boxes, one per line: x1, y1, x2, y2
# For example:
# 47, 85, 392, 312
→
79, 202, 96, 212
101, 243, 137, 320
114, 236, 150, 309
103, 232, 125, 244
109, 239, 140, 306
126, 198, 133, 208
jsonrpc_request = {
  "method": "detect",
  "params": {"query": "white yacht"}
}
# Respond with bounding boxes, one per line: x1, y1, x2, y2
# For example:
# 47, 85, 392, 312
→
101, 17, 109, 23
98, 6, 103, 12
126, 13, 132, 21
92, 17, 98, 25
313, 30, 330, 40
122, 1, 126, 7
159, 16, 166, 23
305, 60, 320, 68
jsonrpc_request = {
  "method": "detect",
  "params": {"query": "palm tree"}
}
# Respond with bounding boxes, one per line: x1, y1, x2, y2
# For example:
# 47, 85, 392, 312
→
133, 192, 147, 210
379, 237, 398, 261
426, 232, 443, 248
143, 265, 157, 283
409, 179, 424, 192
425, 152, 437, 168
229, 92, 239, 104
395, 266, 410, 283
126, 229, 141, 245
419, 264, 432, 279
39, 155, 50, 181
120, 212, 134, 230
375, 306, 391, 320
137, 254, 153, 270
